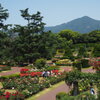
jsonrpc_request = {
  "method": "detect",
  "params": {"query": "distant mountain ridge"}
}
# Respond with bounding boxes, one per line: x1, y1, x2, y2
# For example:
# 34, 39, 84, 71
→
44, 16, 100, 33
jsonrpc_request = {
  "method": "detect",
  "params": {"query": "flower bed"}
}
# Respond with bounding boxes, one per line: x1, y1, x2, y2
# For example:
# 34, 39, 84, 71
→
0, 91, 25, 100
1, 68, 66, 99
20, 68, 60, 77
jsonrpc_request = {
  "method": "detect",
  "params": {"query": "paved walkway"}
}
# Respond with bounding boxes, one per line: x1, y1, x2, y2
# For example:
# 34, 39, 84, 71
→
82, 67, 95, 73
37, 82, 70, 100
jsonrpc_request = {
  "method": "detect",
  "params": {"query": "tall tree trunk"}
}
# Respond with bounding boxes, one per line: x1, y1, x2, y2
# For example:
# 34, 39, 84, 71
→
73, 81, 79, 96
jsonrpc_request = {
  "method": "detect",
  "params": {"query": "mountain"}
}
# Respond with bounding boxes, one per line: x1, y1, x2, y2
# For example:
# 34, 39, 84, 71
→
45, 16, 100, 33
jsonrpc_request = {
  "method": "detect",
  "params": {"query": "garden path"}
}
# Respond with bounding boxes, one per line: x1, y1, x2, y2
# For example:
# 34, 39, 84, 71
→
37, 82, 70, 100
0, 67, 24, 76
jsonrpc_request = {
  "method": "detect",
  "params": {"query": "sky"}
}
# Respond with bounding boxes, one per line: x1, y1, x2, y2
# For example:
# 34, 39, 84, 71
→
0, 0, 100, 26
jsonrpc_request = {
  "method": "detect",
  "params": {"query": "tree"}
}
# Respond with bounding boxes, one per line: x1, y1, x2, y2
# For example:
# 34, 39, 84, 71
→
77, 45, 87, 58
73, 60, 82, 71
0, 4, 9, 28
38, 31, 57, 59
65, 70, 100, 96
12, 9, 46, 64
64, 46, 74, 60
59, 29, 79, 43
88, 30, 100, 43
92, 44, 100, 57
20, 8, 45, 33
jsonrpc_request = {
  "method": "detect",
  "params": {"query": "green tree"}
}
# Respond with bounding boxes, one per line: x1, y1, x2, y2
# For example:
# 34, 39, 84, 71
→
20, 8, 45, 33
88, 30, 100, 43
59, 29, 79, 43
77, 45, 87, 58
12, 9, 45, 64
0, 4, 9, 28
39, 31, 57, 59
65, 71, 100, 96
92, 44, 100, 57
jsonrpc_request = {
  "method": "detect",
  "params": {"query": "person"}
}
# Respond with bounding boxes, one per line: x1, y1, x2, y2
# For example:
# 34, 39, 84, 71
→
47, 71, 50, 76
44, 71, 48, 77
90, 87, 95, 94
42, 71, 45, 77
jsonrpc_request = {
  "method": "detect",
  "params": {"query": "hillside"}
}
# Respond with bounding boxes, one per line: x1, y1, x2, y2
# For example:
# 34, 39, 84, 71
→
45, 16, 100, 33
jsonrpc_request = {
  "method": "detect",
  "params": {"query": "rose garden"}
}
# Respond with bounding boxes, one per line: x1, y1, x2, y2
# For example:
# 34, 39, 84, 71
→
0, 3, 100, 100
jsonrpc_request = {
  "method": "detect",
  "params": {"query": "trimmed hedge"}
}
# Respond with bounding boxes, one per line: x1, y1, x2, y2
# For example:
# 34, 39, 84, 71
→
0, 66, 11, 72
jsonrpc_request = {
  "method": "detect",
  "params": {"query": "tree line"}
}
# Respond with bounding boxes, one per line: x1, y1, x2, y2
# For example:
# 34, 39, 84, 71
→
0, 4, 100, 65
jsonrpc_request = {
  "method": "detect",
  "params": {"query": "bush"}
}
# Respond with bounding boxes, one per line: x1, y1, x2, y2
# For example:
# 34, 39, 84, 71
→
81, 59, 89, 68
56, 92, 67, 100
35, 58, 46, 69
56, 91, 96, 100
46, 66, 59, 71
76, 92, 96, 100
73, 60, 82, 71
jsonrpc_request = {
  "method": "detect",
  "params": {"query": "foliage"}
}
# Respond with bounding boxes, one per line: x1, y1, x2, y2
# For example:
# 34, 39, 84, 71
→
46, 66, 59, 71
73, 60, 82, 71
56, 59, 72, 66
93, 44, 100, 57
0, 4, 9, 28
81, 59, 89, 68
73, 59, 89, 71
77, 45, 87, 58
1, 72, 66, 98
35, 58, 46, 69
56, 91, 96, 100
65, 70, 100, 96
56, 92, 67, 100
0, 3, 100, 68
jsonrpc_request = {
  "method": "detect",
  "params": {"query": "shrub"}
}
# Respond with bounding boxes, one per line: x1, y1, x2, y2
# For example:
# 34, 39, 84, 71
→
56, 92, 67, 100
76, 92, 96, 100
35, 58, 46, 69
81, 59, 89, 68
73, 60, 82, 71
56, 91, 96, 100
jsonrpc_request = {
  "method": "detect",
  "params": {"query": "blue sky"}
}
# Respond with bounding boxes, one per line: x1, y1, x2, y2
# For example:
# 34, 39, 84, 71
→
0, 0, 100, 26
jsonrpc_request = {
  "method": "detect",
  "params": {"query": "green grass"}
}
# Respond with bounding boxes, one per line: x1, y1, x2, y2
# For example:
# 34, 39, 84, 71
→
0, 82, 3, 89
5, 89, 16, 93
26, 81, 65, 100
